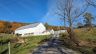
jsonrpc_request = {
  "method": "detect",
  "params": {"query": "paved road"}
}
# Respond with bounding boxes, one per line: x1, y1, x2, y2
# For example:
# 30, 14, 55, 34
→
30, 38, 79, 54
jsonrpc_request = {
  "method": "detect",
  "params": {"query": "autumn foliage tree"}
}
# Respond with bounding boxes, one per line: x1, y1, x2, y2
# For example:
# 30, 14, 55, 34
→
0, 21, 7, 33
44, 23, 65, 31
0, 21, 25, 33
10, 22, 24, 32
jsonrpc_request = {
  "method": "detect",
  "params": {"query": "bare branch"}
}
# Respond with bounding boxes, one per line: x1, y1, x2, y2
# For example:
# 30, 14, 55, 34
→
74, 5, 88, 18
85, 0, 96, 7
56, 0, 88, 28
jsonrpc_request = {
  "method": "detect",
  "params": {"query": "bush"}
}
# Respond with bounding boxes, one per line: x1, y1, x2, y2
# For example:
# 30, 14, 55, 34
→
59, 33, 69, 39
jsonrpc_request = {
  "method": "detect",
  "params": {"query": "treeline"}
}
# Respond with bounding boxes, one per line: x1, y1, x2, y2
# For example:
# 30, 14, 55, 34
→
0, 21, 65, 34
77, 12, 96, 30
0, 20, 26, 33
44, 23, 65, 31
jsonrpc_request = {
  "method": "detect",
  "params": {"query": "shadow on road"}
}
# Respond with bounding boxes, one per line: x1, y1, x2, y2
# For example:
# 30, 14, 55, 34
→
31, 38, 67, 54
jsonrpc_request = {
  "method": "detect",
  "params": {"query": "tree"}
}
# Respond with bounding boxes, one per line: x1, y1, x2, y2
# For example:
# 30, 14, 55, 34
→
85, 0, 96, 7
56, 0, 88, 46
4, 22, 12, 33
0, 21, 6, 33
77, 22, 84, 28
0, 21, 25, 33
44, 23, 49, 29
10, 22, 23, 32
0, 21, 11, 33
83, 12, 94, 30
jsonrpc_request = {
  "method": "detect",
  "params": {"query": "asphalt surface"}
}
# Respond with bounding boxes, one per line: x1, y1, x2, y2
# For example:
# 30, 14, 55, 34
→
31, 38, 79, 54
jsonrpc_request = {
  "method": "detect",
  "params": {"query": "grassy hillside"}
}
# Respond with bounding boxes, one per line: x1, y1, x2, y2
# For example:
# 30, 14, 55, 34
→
0, 35, 50, 54
60, 28, 96, 54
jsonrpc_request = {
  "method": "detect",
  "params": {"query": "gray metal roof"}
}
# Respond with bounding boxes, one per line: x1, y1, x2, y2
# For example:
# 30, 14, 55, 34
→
16, 23, 41, 30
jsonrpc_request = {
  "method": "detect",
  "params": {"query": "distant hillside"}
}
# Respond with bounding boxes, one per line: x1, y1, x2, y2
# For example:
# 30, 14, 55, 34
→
0, 20, 29, 33
0, 21, 66, 33
44, 23, 65, 31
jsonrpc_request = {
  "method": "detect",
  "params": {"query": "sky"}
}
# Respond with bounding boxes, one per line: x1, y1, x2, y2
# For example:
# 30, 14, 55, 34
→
0, 0, 96, 26
0, 0, 48, 23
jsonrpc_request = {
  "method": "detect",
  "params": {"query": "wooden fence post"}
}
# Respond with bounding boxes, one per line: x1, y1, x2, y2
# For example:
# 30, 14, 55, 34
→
8, 42, 11, 54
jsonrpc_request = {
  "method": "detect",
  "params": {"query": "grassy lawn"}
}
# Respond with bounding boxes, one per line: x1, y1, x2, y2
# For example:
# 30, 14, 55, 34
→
0, 34, 51, 54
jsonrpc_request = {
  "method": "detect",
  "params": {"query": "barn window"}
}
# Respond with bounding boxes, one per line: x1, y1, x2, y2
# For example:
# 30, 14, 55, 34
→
24, 33, 34, 35
16, 33, 22, 36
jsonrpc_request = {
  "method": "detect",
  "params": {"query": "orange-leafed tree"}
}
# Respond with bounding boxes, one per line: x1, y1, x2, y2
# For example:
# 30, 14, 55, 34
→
0, 21, 11, 33
10, 22, 24, 32
0, 21, 6, 33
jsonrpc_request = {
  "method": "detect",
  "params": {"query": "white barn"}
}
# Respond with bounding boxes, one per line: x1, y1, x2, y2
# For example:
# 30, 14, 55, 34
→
15, 23, 50, 37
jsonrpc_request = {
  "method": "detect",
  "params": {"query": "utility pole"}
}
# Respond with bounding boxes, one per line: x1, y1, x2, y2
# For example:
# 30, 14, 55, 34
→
8, 42, 11, 54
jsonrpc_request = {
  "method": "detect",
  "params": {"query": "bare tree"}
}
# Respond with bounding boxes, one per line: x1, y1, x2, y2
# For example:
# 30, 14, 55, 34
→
56, 0, 88, 46
85, 0, 96, 7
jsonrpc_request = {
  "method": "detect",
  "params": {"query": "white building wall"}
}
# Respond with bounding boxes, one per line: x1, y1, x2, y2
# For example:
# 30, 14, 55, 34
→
15, 23, 47, 37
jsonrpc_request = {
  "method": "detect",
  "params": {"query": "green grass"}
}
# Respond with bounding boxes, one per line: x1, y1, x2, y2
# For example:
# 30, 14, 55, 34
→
60, 28, 96, 54
75, 28, 96, 41
0, 34, 15, 54
0, 34, 15, 43
0, 35, 51, 54
11, 36, 50, 54
0, 44, 8, 54
74, 28, 96, 54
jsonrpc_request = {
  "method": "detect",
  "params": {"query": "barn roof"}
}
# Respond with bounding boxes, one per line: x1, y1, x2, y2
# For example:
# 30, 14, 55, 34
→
16, 23, 41, 30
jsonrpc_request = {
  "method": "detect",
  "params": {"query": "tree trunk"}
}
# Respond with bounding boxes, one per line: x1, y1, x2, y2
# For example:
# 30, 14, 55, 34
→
66, 22, 80, 46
